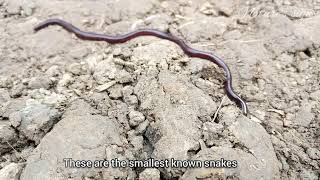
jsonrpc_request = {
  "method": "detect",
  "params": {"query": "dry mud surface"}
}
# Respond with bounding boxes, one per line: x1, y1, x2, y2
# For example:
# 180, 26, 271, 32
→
0, 0, 319, 179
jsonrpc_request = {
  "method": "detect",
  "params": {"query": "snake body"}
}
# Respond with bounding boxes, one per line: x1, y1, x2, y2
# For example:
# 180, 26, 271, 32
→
34, 19, 248, 115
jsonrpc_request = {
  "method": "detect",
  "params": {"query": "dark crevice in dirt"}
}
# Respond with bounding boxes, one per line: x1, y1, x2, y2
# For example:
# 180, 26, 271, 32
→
187, 146, 201, 158
1, 116, 9, 121
218, 10, 230, 17
303, 48, 312, 57
160, 172, 179, 180
7, 125, 30, 153
142, 134, 154, 157
232, 142, 256, 159
213, 115, 220, 123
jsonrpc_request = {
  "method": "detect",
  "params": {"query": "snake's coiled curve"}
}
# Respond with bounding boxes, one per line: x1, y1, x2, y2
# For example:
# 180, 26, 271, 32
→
34, 19, 248, 115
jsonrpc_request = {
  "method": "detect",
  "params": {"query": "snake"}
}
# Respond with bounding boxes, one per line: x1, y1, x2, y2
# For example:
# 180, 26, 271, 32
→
34, 19, 248, 115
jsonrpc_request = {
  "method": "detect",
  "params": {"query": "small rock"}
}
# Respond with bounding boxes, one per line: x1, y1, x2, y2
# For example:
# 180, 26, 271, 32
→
42, 93, 67, 107
283, 117, 292, 127
21, 0, 35, 16
19, 101, 62, 144
124, 95, 138, 106
306, 148, 320, 160
199, 2, 217, 16
129, 111, 145, 127
108, 84, 123, 99
8, 111, 21, 128
10, 84, 25, 98
58, 73, 73, 87
0, 163, 24, 180
135, 120, 149, 135
139, 168, 160, 180
298, 51, 310, 59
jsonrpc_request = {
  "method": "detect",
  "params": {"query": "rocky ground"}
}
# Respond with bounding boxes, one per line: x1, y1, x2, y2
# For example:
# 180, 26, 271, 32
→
0, 0, 319, 179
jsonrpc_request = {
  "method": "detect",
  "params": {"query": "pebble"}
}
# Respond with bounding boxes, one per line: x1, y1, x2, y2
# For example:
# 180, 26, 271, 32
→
108, 84, 123, 99
199, 2, 217, 16
135, 120, 149, 135
58, 73, 74, 87
41, 93, 67, 108
8, 111, 21, 128
124, 95, 138, 106
21, 0, 36, 17
10, 84, 25, 98
129, 110, 145, 127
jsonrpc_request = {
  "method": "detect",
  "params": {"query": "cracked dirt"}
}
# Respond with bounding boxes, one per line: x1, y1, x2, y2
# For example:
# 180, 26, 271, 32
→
0, 0, 319, 179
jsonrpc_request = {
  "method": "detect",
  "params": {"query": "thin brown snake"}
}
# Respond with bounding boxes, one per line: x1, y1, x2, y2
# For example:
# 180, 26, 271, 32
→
34, 19, 248, 115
